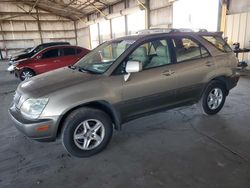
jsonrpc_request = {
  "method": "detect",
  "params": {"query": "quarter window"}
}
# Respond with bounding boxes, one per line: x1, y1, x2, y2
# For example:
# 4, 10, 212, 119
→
172, 37, 209, 62
202, 35, 232, 53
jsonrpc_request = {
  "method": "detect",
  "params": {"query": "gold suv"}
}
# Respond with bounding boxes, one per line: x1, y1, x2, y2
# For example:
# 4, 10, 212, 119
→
9, 29, 240, 157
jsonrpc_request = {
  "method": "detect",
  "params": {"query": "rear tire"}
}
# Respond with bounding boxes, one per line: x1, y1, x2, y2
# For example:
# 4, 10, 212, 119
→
20, 69, 35, 81
199, 81, 227, 115
62, 107, 113, 158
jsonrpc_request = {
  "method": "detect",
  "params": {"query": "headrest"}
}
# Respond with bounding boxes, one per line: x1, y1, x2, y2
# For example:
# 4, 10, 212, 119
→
156, 46, 169, 57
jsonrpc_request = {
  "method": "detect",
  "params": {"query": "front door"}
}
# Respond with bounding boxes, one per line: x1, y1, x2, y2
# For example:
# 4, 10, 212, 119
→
34, 48, 62, 74
119, 38, 178, 119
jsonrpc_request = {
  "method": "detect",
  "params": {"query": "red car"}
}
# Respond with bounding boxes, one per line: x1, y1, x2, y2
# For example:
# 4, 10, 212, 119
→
14, 45, 90, 81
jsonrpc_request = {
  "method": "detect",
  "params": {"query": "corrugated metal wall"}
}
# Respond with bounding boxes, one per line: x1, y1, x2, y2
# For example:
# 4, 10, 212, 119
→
0, 2, 76, 58
225, 12, 250, 62
1, 0, 175, 57
76, 0, 174, 49
149, 0, 172, 28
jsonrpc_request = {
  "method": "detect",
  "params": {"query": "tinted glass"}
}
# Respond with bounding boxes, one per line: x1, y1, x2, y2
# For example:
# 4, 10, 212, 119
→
42, 49, 59, 59
76, 48, 82, 54
64, 48, 76, 56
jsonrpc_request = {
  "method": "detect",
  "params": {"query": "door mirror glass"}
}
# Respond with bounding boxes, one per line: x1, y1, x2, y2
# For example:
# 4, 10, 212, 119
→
124, 61, 142, 82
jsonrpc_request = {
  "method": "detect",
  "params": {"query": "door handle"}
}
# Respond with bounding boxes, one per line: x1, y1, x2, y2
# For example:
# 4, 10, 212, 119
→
53, 60, 60, 63
205, 61, 214, 67
162, 70, 175, 76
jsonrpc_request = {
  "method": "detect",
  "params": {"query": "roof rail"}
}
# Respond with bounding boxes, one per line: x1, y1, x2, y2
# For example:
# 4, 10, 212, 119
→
137, 28, 211, 35
136, 28, 173, 34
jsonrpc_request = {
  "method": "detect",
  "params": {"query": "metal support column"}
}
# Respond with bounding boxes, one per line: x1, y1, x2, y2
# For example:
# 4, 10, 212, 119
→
36, 8, 43, 43
74, 21, 78, 45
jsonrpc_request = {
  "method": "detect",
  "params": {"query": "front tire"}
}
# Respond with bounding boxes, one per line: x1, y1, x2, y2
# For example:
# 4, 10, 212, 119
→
20, 69, 35, 81
199, 81, 227, 115
62, 108, 113, 158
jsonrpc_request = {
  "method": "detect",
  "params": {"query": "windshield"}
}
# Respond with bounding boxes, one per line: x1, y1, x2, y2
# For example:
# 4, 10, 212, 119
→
32, 45, 44, 54
74, 39, 135, 74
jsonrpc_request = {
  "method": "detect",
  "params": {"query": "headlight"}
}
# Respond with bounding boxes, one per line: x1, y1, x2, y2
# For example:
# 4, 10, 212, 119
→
7, 65, 15, 72
20, 98, 49, 119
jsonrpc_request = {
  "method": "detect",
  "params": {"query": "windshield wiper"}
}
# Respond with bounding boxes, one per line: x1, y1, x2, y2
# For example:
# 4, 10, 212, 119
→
68, 65, 77, 70
78, 67, 100, 74
68, 65, 99, 74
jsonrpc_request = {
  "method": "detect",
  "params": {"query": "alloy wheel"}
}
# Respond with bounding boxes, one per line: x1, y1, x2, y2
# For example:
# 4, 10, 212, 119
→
73, 119, 105, 150
207, 88, 223, 110
21, 71, 33, 80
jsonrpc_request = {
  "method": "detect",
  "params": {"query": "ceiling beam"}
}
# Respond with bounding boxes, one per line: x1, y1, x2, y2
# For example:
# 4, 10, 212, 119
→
16, 4, 38, 19
29, 0, 40, 13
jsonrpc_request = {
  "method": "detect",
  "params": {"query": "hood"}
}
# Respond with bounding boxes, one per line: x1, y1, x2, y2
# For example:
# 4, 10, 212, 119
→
11, 52, 33, 61
14, 58, 29, 65
18, 67, 103, 98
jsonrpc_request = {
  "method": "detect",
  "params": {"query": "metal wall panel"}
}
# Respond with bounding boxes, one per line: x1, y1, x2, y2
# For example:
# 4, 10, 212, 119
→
112, 2, 125, 12
229, 0, 250, 14
245, 12, 250, 48
0, 2, 77, 58
150, 6, 172, 28
77, 27, 91, 49
225, 12, 250, 62
3, 32, 40, 40
150, 0, 171, 10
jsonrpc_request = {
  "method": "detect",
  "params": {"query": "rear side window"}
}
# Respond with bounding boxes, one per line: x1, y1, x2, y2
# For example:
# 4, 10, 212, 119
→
42, 49, 59, 59
64, 47, 76, 56
202, 35, 232, 53
76, 48, 82, 54
172, 37, 210, 62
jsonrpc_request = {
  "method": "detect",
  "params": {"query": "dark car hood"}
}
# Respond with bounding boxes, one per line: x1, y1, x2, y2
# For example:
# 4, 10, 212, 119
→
11, 52, 33, 61
18, 67, 103, 97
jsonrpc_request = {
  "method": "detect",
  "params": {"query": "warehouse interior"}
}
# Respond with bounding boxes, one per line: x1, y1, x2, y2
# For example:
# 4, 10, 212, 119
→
1, 0, 249, 59
1, 0, 250, 187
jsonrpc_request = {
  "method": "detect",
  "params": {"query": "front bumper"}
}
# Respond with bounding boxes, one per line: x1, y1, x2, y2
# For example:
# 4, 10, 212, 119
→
9, 105, 60, 142
14, 69, 20, 78
7, 64, 15, 73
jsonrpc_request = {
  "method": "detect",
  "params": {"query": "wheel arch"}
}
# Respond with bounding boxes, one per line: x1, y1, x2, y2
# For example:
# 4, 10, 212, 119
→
20, 67, 36, 75
210, 76, 230, 94
199, 75, 229, 100
56, 100, 122, 138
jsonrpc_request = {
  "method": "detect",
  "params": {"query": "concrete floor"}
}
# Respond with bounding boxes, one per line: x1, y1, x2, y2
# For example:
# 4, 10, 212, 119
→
0, 60, 250, 188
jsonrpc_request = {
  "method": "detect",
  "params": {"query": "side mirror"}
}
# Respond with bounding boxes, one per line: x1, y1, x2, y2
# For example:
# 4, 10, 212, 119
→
124, 61, 142, 81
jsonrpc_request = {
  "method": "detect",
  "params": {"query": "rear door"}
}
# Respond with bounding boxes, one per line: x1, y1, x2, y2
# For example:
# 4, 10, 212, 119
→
170, 36, 216, 103
60, 47, 79, 67
34, 48, 61, 74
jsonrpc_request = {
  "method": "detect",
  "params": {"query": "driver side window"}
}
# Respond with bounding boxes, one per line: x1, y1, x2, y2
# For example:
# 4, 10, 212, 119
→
114, 39, 171, 74
42, 49, 59, 59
